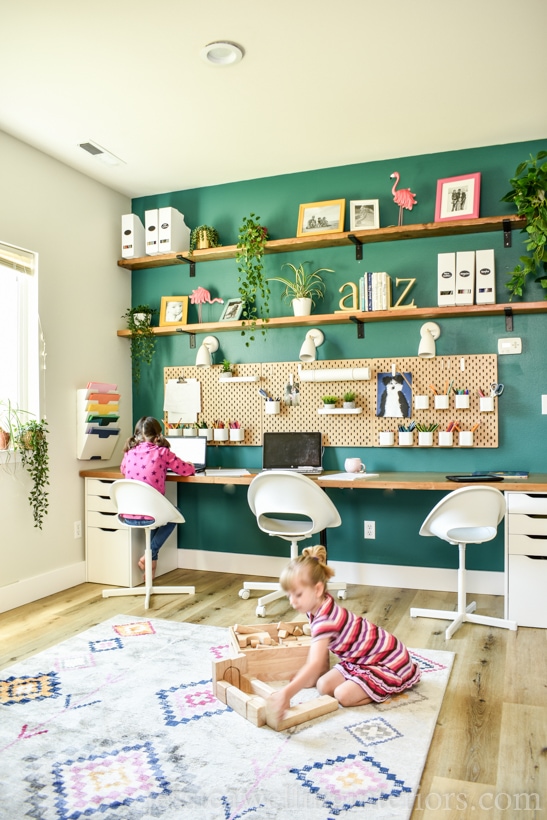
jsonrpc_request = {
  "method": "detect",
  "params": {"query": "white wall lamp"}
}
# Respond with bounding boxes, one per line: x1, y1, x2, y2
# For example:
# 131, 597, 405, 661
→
418, 322, 441, 358
299, 329, 325, 363
195, 335, 219, 367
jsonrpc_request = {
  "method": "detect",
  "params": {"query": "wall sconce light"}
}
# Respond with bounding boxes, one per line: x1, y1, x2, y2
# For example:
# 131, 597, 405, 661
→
418, 322, 441, 358
299, 329, 325, 363
195, 335, 219, 367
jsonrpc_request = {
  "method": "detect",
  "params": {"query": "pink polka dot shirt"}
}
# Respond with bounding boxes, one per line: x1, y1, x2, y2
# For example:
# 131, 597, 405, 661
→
120, 441, 195, 495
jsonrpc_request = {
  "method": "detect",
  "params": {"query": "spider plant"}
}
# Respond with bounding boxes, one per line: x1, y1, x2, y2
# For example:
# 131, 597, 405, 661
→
268, 261, 334, 307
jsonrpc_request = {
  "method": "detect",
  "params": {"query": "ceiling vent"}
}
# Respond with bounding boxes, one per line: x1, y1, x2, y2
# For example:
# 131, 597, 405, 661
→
78, 140, 124, 166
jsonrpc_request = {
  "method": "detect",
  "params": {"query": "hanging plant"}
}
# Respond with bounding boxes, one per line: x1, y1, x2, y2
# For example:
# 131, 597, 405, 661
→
16, 418, 49, 529
190, 225, 221, 252
501, 150, 547, 299
236, 213, 269, 344
122, 305, 157, 388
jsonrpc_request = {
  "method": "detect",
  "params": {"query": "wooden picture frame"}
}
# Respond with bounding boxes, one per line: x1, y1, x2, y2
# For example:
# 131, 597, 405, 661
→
435, 173, 481, 222
159, 295, 188, 327
350, 199, 380, 231
219, 297, 244, 321
297, 199, 345, 237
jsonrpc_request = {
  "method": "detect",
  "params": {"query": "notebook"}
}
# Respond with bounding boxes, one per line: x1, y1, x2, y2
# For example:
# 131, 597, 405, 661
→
262, 431, 323, 474
168, 435, 207, 473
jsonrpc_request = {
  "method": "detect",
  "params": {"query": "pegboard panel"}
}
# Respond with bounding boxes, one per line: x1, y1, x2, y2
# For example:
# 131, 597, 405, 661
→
164, 354, 498, 449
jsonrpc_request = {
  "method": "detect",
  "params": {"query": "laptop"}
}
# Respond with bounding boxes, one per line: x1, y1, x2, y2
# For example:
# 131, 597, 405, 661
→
167, 435, 207, 473
262, 431, 323, 475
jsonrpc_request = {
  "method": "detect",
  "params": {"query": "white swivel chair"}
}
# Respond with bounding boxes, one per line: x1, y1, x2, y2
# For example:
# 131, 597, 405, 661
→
410, 485, 517, 639
102, 479, 195, 610
241, 471, 346, 617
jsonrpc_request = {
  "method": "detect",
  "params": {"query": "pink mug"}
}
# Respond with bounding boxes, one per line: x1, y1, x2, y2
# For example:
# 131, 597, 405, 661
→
345, 457, 366, 474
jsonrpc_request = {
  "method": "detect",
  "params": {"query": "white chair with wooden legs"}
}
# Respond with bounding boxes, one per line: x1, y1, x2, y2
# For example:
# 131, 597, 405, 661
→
103, 479, 195, 610
410, 485, 518, 639
241, 471, 345, 617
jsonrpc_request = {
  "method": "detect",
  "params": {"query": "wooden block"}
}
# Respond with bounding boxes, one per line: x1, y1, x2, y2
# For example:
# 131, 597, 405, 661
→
302, 624, 311, 636
226, 684, 251, 718
250, 638, 259, 648
215, 679, 231, 704
293, 626, 303, 636
266, 694, 339, 732
246, 696, 266, 727
278, 629, 289, 639
250, 678, 277, 698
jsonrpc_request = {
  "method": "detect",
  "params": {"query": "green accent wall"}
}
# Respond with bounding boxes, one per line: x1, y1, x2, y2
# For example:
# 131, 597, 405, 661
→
130, 139, 546, 572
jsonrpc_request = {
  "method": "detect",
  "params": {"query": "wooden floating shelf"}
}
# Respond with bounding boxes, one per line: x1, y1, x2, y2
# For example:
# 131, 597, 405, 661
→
117, 301, 547, 338
117, 214, 526, 270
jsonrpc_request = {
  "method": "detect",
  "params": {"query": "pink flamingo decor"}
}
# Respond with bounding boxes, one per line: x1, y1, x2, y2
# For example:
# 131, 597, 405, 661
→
390, 172, 417, 226
190, 286, 223, 323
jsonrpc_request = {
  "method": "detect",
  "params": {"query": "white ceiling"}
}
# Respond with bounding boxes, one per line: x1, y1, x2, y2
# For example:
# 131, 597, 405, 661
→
2, 0, 546, 199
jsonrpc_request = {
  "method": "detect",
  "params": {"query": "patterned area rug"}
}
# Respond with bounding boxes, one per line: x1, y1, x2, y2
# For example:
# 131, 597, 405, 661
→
0, 616, 453, 819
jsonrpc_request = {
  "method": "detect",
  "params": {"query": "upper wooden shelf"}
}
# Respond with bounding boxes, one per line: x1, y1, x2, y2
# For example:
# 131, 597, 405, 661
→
117, 301, 547, 338
117, 214, 526, 271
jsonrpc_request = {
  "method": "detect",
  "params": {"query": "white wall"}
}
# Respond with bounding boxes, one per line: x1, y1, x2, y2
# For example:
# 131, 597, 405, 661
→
0, 131, 131, 612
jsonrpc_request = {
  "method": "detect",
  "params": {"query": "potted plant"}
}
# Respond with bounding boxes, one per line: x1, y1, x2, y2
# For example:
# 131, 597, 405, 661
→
343, 391, 356, 409
502, 150, 547, 299
190, 225, 221, 252
268, 261, 334, 316
15, 418, 49, 529
0, 399, 25, 450
221, 358, 233, 376
322, 395, 338, 409
122, 305, 157, 388
236, 213, 269, 343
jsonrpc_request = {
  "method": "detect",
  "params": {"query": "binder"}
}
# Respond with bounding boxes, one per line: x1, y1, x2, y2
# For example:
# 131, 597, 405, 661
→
145, 209, 159, 255
158, 207, 190, 253
455, 251, 475, 306
121, 214, 145, 258
437, 252, 456, 306
475, 249, 496, 304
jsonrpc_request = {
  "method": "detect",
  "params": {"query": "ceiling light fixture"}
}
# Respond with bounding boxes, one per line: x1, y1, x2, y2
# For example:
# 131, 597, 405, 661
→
200, 41, 244, 66
78, 140, 125, 166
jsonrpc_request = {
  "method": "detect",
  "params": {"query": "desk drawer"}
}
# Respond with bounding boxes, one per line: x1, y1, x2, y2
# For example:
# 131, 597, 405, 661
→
507, 533, 547, 557
506, 492, 547, 515
508, 513, 547, 537
87, 477, 115, 496
87, 494, 116, 513
86, 527, 133, 586
87, 510, 124, 529
507, 554, 547, 628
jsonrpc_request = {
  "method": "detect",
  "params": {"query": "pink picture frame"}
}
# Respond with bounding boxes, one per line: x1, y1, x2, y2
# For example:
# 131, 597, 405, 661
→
435, 173, 481, 222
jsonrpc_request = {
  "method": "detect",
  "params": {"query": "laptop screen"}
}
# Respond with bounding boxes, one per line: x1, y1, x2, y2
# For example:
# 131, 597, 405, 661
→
262, 432, 322, 471
167, 436, 207, 471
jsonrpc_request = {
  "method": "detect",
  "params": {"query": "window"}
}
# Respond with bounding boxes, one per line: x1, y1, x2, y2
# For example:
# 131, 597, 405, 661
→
0, 241, 40, 419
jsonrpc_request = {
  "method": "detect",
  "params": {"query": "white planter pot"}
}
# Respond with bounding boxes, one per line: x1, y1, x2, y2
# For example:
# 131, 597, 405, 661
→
292, 297, 312, 316
183, 428, 197, 437
229, 428, 245, 442
343, 401, 356, 409
213, 428, 229, 442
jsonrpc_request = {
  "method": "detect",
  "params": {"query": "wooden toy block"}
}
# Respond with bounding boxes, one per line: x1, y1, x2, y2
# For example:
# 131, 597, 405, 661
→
226, 684, 250, 718
266, 694, 339, 732
246, 696, 266, 727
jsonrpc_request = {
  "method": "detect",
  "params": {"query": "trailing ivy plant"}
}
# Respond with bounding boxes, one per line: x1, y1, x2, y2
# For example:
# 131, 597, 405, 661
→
236, 213, 269, 344
16, 418, 49, 529
122, 305, 157, 388
189, 225, 221, 252
501, 150, 547, 299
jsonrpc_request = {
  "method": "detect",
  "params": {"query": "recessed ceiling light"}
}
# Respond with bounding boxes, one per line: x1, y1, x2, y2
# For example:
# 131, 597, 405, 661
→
78, 140, 125, 166
200, 41, 244, 66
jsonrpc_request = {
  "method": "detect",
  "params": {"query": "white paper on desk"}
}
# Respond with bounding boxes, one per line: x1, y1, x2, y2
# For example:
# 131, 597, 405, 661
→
322, 472, 380, 481
164, 379, 201, 424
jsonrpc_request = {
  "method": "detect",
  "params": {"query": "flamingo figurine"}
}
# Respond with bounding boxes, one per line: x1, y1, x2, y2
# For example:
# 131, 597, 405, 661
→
190, 286, 223, 323
390, 172, 417, 226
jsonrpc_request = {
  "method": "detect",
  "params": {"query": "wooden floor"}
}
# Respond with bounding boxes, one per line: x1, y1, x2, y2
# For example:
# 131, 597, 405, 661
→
1, 569, 545, 819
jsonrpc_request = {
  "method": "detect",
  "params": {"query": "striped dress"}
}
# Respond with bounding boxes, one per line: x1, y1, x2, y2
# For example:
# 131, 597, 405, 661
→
309, 594, 421, 702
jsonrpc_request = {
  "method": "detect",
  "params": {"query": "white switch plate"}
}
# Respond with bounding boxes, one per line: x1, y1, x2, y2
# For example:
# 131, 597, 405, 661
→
497, 337, 522, 355
542, 395, 547, 415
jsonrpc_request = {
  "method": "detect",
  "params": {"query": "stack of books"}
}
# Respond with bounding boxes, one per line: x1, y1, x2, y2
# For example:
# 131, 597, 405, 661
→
358, 272, 392, 311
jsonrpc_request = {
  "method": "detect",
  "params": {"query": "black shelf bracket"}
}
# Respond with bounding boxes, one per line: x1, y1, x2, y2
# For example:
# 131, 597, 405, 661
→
176, 329, 196, 348
176, 254, 196, 277
502, 220, 513, 248
347, 234, 363, 261
504, 307, 513, 332
349, 315, 365, 339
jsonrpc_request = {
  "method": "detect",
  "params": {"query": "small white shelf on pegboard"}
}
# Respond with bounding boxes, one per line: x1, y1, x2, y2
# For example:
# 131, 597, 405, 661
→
317, 407, 363, 415
219, 375, 260, 382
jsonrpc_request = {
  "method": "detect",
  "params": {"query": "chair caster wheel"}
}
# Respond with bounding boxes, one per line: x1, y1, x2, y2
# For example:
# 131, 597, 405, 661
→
337, 590, 347, 600
256, 606, 267, 617
238, 588, 250, 600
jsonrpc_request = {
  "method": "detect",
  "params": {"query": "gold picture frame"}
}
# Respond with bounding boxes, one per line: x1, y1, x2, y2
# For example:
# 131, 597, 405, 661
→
159, 295, 189, 327
296, 199, 345, 237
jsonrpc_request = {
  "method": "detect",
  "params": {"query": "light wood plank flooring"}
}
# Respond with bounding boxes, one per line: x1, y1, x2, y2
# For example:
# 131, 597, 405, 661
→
1, 570, 545, 819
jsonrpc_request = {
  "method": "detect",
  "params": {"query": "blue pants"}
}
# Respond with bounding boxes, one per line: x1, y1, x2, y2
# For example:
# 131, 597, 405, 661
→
121, 519, 176, 560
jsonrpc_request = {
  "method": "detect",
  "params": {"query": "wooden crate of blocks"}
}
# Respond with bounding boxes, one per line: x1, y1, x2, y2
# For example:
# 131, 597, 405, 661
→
212, 621, 338, 731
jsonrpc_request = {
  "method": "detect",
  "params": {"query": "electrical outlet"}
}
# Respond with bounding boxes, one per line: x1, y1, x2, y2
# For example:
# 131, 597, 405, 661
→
74, 520, 82, 539
364, 520, 375, 539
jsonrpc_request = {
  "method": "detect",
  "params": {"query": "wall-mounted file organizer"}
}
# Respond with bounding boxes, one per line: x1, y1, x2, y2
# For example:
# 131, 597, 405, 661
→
77, 382, 121, 460
163, 354, 498, 448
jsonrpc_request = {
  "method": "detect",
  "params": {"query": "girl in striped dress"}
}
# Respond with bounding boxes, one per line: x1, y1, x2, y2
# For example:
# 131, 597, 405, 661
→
267, 545, 421, 721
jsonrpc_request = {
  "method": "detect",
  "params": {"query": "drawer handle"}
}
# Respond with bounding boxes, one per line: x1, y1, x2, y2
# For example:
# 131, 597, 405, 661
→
523, 534, 547, 540
98, 527, 117, 532
523, 514, 547, 520
524, 555, 547, 561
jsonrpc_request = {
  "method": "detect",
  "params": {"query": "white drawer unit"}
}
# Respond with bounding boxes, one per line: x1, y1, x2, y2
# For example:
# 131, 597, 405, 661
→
85, 478, 179, 587
505, 492, 547, 628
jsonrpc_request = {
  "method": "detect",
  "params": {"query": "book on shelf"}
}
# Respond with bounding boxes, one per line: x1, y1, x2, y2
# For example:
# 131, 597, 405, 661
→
358, 272, 392, 311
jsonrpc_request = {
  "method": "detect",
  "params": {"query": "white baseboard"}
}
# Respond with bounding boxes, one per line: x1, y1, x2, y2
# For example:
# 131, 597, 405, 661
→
178, 549, 504, 596
0, 562, 87, 614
